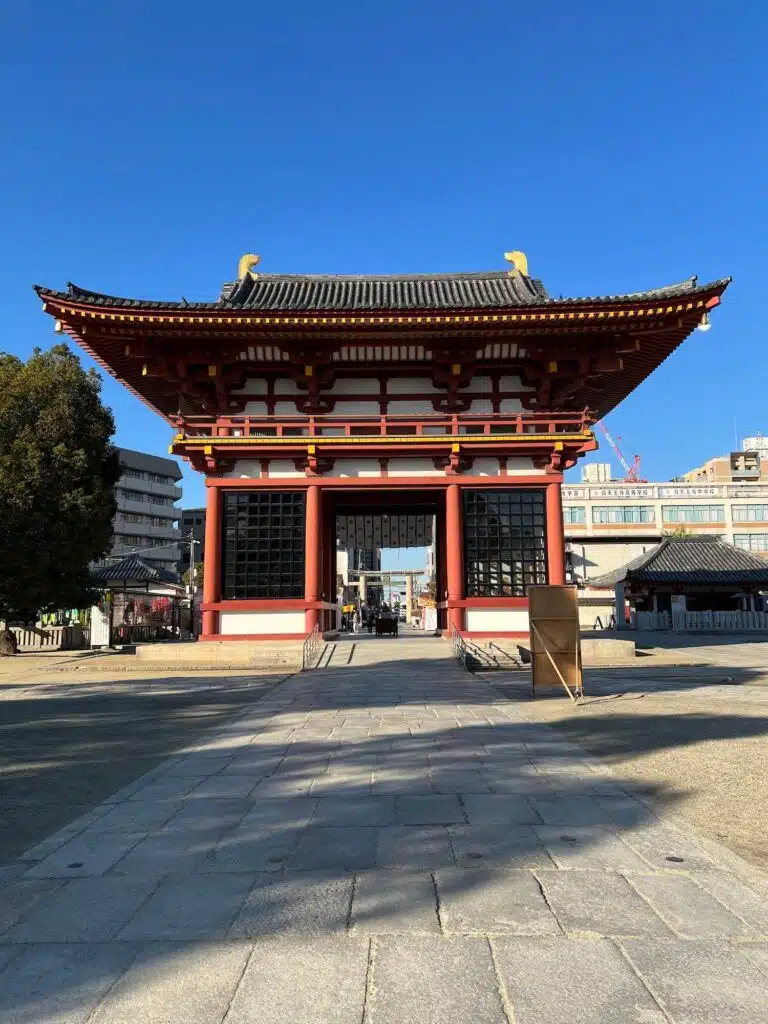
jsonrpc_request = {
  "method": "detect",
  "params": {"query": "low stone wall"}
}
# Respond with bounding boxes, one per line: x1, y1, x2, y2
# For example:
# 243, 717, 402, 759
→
131, 640, 304, 671
13, 625, 86, 652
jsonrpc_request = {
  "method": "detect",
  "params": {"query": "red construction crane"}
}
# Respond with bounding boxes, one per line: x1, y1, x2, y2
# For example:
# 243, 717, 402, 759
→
596, 421, 647, 482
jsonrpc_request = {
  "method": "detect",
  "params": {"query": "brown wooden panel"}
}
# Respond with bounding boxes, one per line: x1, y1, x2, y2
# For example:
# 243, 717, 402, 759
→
527, 584, 583, 698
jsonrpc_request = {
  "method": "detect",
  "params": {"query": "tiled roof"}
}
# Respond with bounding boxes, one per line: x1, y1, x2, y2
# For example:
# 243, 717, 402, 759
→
91, 556, 181, 586
35, 273, 729, 314
590, 538, 768, 588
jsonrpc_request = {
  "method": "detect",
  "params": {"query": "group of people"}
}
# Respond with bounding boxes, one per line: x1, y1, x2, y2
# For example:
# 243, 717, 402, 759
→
340, 602, 401, 634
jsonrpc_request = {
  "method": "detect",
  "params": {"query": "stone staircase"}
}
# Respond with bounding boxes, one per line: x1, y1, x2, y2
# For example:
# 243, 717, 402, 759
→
461, 638, 525, 672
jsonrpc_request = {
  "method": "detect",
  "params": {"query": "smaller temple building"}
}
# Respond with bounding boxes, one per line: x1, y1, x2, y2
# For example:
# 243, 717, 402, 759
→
591, 536, 768, 626
36, 253, 729, 642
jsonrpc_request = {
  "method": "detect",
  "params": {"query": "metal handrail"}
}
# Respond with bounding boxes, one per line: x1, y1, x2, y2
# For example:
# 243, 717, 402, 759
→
450, 624, 467, 667
301, 623, 321, 670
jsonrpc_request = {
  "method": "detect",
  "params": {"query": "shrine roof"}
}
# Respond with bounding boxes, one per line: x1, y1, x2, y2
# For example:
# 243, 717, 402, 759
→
591, 538, 768, 588
35, 272, 728, 314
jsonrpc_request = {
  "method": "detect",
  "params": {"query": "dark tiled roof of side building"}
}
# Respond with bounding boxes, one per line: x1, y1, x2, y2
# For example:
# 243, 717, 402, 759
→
590, 537, 768, 588
91, 556, 182, 586
35, 274, 730, 314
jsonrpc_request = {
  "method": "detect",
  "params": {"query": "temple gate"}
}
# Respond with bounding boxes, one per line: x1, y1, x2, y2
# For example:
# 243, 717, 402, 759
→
36, 252, 729, 642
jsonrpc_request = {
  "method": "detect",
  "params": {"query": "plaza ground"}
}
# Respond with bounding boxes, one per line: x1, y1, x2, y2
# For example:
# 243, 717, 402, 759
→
0, 633, 767, 1021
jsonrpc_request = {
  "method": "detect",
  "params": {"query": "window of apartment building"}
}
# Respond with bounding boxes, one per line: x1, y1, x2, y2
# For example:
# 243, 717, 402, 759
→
662, 505, 725, 523
120, 489, 147, 502
149, 516, 173, 527
733, 533, 768, 552
732, 505, 768, 522
121, 512, 147, 524
122, 468, 145, 480
148, 472, 172, 485
118, 534, 143, 546
592, 506, 655, 524
563, 506, 586, 524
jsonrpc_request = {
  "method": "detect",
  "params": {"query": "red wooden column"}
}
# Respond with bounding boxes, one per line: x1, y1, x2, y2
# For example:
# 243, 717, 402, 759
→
202, 483, 222, 637
304, 484, 321, 633
546, 480, 566, 585
446, 483, 464, 632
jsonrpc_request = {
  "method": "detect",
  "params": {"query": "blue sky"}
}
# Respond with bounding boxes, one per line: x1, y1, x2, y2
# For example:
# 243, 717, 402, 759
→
1, 1, 765, 510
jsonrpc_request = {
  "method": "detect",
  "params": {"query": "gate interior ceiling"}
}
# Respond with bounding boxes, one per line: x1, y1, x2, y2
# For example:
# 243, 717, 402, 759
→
336, 514, 433, 549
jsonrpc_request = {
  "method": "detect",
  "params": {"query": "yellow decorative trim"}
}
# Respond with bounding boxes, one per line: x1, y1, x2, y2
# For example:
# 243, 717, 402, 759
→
208, 365, 217, 377
548, 360, 558, 373
451, 364, 461, 376
304, 365, 314, 377
203, 445, 213, 455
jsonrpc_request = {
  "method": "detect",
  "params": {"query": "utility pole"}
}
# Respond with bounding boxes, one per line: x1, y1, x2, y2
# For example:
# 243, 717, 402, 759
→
185, 529, 200, 636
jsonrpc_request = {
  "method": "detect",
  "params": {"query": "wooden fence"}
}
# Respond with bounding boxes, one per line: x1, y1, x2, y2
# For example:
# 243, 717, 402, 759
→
632, 610, 768, 632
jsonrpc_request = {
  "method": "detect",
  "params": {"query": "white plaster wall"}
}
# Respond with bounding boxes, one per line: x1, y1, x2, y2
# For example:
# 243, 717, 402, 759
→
269, 460, 304, 478
220, 460, 261, 479
464, 375, 492, 394
499, 398, 524, 413
274, 401, 299, 416
231, 378, 268, 395
325, 459, 381, 478
465, 608, 529, 632
391, 399, 436, 416
243, 400, 268, 415
471, 458, 500, 477
327, 401, 380, 416
468, 399, 493, 414
387, 458, 444, 477
219, 611, 306, 635
387, 377, 441, 394
330, 377, 380, 395
500, 375, 533, 392
505, 457, 538, 475
274, 378, 301, 395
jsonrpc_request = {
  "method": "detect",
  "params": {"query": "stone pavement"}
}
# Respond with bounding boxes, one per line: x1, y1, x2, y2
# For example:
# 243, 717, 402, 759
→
1, 637, 768, 1022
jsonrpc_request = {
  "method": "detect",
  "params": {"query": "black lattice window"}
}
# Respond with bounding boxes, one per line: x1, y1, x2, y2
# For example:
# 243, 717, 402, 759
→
463, 489, 548, 597
222, 491, 305, 599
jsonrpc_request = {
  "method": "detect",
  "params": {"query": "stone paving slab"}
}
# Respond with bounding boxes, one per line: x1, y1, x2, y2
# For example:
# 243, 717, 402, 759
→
367, 936, 508, 1023
7, 876, 159, 942
436, 868, 560, 935
0, 880, 62, 935
88, 941, 252, 1024
225, 938, 369, 1024
228, 874, 353, 937
535, 869, 672, 937
620, 937, 768, 1023
350, 869, 440, 934
119, 874, 254, 940
0, 942, 139, 1023
23, 831, 147, 879
492, 936, 668, 1023
625, 872, 756, 938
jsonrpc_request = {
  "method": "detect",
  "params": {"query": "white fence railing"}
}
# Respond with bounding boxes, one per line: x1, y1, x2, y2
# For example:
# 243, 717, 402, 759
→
632, 610, 768, 632
12, 625, 86, 651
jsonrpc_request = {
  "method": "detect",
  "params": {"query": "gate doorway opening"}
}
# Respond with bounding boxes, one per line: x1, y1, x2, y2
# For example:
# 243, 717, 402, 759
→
328, 489, 443, 636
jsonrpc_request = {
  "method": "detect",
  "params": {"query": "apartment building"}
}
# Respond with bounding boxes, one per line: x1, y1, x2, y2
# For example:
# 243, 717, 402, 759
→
107, 449, 183, 576
565, 444, 768, 583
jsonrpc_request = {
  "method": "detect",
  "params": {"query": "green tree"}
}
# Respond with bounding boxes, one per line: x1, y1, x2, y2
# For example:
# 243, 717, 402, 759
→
0, 344, 120, 626
662, 525, 695, 538
183, 562, 204, 588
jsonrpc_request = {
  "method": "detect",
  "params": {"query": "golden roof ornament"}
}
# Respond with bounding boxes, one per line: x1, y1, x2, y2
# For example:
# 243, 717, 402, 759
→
504, 250, 528, 277
238, 253, 261, 279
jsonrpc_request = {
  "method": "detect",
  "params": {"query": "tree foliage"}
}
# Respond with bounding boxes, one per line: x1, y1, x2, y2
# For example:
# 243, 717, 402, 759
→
0, 344, 121, 622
